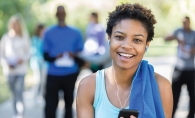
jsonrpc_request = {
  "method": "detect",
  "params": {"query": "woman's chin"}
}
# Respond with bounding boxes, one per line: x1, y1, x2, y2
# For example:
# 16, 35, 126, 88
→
116, 63, 133, 70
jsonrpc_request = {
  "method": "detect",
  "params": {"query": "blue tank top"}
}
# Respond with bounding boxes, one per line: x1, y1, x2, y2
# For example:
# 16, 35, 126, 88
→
93, 69, 128, 118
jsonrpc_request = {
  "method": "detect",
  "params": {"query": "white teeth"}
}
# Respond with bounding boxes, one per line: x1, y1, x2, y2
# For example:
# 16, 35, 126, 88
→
119, 53, 133, 58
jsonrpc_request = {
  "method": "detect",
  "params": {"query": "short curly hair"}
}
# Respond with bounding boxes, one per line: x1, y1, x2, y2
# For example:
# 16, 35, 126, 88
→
106, 3, 156, 42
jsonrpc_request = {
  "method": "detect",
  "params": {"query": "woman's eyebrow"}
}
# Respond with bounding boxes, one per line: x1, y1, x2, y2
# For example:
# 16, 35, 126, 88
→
134, 34, 144, 37
114, 31, 145, 38
114, 31, 125, 34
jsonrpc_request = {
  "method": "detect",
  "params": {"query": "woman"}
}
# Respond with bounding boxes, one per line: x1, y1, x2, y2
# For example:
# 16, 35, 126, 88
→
30, 24, 47, 101
0, 14, 30, 118
76, 3, 173, 118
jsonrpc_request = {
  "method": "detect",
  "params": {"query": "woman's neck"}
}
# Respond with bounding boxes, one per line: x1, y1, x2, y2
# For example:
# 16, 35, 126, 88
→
109, 64, 139, 89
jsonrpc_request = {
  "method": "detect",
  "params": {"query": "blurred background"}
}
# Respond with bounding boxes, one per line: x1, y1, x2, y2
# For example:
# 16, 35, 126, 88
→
0, 0, 194, 56
0, 0, 194, 118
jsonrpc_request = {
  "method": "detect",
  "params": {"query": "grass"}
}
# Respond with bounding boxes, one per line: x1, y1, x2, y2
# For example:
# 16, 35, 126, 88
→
0, 73, 10, 104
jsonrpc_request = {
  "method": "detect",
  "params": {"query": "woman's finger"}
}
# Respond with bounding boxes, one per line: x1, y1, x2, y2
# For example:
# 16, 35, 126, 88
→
130, 115, 136, 118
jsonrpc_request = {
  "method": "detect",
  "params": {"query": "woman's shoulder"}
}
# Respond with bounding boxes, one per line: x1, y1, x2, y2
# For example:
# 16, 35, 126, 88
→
77, 72, 97, 104
78, 72, 96, 94
154, 72, 172, 105
154, 72, 171, 88
79, 72, 96, 88
154, 72, 173, 118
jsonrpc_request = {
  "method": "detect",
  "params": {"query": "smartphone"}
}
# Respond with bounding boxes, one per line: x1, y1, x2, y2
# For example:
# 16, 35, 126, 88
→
118, 109, 139, 118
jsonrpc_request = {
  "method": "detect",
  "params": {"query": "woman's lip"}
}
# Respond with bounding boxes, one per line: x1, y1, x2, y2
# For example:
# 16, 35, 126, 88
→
118, 53, 135, 61
118, 51, 134, 55
118, 53, 134, 58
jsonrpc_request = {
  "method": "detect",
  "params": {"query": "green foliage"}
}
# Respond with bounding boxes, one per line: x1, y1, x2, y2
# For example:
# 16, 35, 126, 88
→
118, 0, 195, 37
66, 5, 92, 37
0, 0, 194, 46
1, 0, 194, 39
145, 37, 177, 57
0, 69, 10, 103
0, 0, 33, 36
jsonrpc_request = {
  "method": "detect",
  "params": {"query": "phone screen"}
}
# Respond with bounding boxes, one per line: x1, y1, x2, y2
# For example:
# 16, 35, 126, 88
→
118, 109, 139, 118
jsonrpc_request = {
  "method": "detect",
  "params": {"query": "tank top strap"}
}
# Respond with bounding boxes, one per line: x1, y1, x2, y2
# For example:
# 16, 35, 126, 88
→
93, 69, 105, 108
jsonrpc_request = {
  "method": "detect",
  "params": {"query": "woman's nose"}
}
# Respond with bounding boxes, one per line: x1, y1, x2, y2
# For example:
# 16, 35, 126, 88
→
121, 39, 133, 50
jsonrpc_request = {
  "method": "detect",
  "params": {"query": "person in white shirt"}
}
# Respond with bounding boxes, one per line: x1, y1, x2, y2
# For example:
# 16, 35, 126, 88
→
0, 14, 31, 118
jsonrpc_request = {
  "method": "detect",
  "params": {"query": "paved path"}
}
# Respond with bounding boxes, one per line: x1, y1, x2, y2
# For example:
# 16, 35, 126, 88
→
0, 56, 192, 118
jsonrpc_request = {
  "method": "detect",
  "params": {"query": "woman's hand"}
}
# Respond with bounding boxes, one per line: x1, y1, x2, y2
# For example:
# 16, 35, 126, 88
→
130, 115, 136, 118
56, 53, 63, 59
9, 64, 15, 69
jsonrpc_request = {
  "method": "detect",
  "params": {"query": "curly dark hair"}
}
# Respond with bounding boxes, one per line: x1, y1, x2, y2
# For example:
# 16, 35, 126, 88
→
106, 3, 157, 42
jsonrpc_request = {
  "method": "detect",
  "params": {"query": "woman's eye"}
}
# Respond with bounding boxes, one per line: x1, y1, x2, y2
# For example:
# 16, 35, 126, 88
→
115, 36, 124, 40
134, 38, 142, 43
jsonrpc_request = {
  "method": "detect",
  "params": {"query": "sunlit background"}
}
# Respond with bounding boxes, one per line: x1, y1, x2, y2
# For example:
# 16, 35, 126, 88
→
0, 0, 194, 117
0, 0, 195, 37
0, 0, 195, 57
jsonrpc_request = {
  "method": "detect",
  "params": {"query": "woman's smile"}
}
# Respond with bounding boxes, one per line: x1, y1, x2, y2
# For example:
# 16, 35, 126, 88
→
118, 52, 135, 61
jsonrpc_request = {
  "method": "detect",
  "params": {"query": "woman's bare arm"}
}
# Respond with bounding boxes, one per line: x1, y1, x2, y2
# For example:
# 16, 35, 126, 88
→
76, 73, 96, 118
155, 73, 173, 118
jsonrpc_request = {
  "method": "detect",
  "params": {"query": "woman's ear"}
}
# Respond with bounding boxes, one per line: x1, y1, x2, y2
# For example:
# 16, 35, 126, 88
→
145, 41, 150, 52
146, 41, 150, 48
108, 40, 110, 46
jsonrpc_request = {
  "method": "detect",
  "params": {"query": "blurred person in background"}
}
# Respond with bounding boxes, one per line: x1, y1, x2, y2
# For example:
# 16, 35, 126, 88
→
43, 6, 84, 118
0, 14, 31, 118
30, 24, 47, 103
82, 12, 107, 72
165, 16, 195, 118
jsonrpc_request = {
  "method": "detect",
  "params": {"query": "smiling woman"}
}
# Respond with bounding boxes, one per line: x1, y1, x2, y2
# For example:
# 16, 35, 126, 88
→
76, 3, 173, 118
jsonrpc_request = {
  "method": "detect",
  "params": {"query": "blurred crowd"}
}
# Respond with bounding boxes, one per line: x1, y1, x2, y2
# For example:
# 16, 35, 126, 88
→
0, 5, 194, 118
0, 6, 111, 118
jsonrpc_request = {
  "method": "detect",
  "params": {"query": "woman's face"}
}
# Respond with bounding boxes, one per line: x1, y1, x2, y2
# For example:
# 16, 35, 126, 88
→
10, 20, 22, 35
109, 19, 150, 69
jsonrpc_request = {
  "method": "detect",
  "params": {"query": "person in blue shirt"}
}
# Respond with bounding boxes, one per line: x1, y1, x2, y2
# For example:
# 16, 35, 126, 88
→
43, 6, 84, 118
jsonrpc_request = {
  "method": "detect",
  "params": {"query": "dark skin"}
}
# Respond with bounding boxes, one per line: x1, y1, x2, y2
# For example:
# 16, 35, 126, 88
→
56, 6, 66, 27
89, 14, 98, 24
